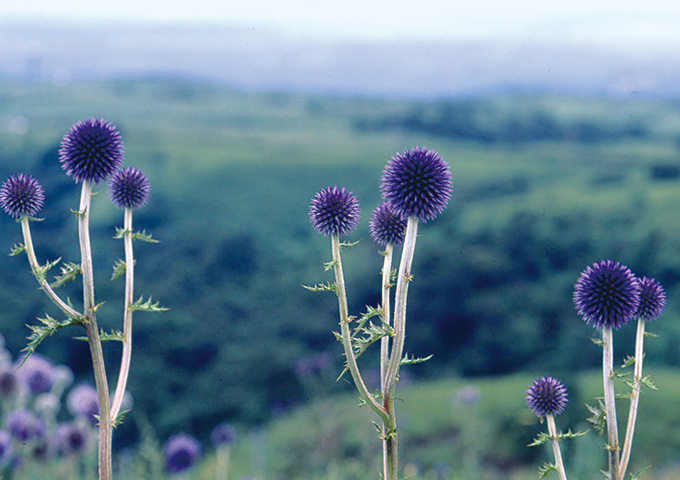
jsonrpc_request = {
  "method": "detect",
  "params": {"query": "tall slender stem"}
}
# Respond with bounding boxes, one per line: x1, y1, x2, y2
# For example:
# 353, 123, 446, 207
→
111, 208, 134, 422
20, 218, 80, 320
619, 317, 645, 480
602, 327, 620, 480
78, 182, 113, 480
546, 414, 568, 480
331, 235, 389, 422
379, 244, 394, 480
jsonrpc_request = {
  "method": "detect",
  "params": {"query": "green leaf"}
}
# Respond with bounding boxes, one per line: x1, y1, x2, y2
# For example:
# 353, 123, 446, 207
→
110, 259, 135, 281
630, 465, 651, 479
586, 401, 607, 435
129, 296, 168, 313
22, 314, 83, 360
113, 410, 130, 428
114, 227, 159, 243
33, 257, 62, 283
301, 282, 338, 293
538, 462, 558, 479
51, 262, 82, 288
322, 260, 337, 271
339, 240, 360, 249
528, 432, 551, 447
9, 243, 26, 256
74, 329, 125, 343
401, 353, 434, 366
640, 375, 658, 391
336, 306, 392, 381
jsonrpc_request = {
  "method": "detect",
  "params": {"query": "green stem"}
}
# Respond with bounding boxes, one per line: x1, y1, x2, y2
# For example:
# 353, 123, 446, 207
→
602, 327, 620, 480
379, 244, 394, 480
78, 182, 113, 480
331, 235, 389, 423
20, 217, 80, 319
546, 414, 568, 480
619, 317, 645, 480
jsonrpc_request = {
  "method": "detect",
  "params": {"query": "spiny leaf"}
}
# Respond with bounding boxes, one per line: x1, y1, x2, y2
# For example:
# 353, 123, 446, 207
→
528, 432, 551, 447
22, 314, 83, 360
339, 240, 360, 249
51, 262, 82, 288
629, 465, 651, 479
586, 401, 607, 435
302, 282, 337, 293
401, 353, 434, 366
640, 375, 658, 391
643, 330, 659, 339
74, 329, 125, 343
110, 259, 135, 281
538, 462, 558, 479
34, 257, 62, 283
114, 227, 159, 243
9, 243, 26, 256
129, 296, 168, 313
323, 260, 337, 271
622, 355, 636, 369
113, 410, 130, 428
591, 337, 604, 347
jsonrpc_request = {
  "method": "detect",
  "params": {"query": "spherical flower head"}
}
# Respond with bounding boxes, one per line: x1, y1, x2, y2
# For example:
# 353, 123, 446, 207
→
573, 260, 640, 330
0, 174, 45, 219
211, 423, 237, 446
369, 202, 407, 247
0, 369, 18, 398
59, 118, 124, 184
164, 434, 202, 474
56, 422, 89, 455
636, 276, 666, 322
526, 376, 568, 417
6, 409, 45, 442
380, 146, 452, 222
15, 354, 55, 395
67, 383, 99, 424
108, 167, 151, 209
309, 185, 360, 237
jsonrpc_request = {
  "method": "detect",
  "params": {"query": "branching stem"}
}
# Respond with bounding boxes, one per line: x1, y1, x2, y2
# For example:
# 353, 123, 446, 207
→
619, 317, 645, 480
602, 326, 620, 480
546, 414, 568, 480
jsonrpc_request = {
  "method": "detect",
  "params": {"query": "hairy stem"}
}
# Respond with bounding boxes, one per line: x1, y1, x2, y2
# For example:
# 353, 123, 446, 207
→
546, 414, 568, 480
111, 208, 134, 422
602, 327, 620, 480
331, 235, 389, 423
20, 217, 80, 319
380, 244, 394, 480
619, 317, 645, 480
78, 182, 113, 480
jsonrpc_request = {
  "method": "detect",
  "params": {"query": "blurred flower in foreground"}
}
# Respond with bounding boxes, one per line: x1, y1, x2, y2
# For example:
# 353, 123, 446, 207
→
211, 423, 237, 447
6, 409, 45, 442
67, 383, 99, 424
309, 185, 360, 237
636, 276, 666, 322
108, 166, 151, 210
526, 376, 568, 418
0, 431, 12, 466
56, 422, 90, 456
0, 173, 45, 219
380, 146, 452, 222
369, 202, 407, 247
59, 117, 124, 184
15, 354, 55, 395
573, 260, 640, 330
164, 433, 202, 474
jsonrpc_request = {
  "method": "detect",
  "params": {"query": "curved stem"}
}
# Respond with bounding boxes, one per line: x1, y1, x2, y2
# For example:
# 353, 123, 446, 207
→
111, 208, 134, 422
78, 182, 113, 480
546, 414, 568, 480
619, 317, 645, 480
602, 327, 620, 480
20, 218, 81, 319
331, 235, 389, 423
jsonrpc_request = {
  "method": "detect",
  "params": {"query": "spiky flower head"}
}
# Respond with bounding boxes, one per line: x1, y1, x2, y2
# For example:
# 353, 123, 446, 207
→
211, 423, 237, 446
164, 434, 202, 474
636, 276, 666, 322
369, 202, 407, 247
0, 174, 45, 219
309, 185, 361, 237
380, 146, 452, 222
573, 260, 640, 330
108, 167, 151, 210
526, 376, 568, 417
59, 118, 124, 184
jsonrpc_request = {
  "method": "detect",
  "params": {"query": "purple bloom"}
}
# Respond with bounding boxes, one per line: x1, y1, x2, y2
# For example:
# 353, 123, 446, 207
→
108, 167, 151, 210
15, 354, 55, 395
0, 368, 18, 398
380, 146, 452, 222
369, 202, 407, 247
573, 260, 641, 330
526, 376, 568, 417
6, 409, 45, 442
309, 185, 360, 237
59, 118, 124, 184
211, 423, 237, 446
0, 174, 45, 219
56, 422, 89, 455
636, 276, 666, 322
67, 383, 99, 424
164, 434, 202, 474
0, 431, 11, 465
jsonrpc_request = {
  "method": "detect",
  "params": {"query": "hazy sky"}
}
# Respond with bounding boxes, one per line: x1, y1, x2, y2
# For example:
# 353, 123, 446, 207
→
3, 0, 680, 43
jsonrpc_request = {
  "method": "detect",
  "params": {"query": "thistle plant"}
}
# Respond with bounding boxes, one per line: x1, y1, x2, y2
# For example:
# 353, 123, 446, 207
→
306, 147, 452, 479
0, 117, 164, 480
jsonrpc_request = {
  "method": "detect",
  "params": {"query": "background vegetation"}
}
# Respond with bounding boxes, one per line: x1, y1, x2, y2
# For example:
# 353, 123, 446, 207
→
1, 78, 679, 477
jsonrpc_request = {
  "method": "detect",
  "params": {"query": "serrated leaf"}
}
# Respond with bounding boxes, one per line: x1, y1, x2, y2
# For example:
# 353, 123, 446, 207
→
51, 262, 82, 288
538, 462, 558, 479
622, 355, 636, 368
113, 410, 130, 428
74, 329, 125, 343
401, 353, 434, 366
129, 296, 168, 313
110, 259, 135, 281
643, 331, 659, 338
323, 260, 337, 271
22, 314, 83, 360
9, 243, 26, 256
33, 257, 62, 283
302, 282, 338, 293
591, 337, 604, 347
339, 240, 360, 249
114, 227, 159, 243
528, 431, 551, 447
630, 465, 651, 479
640, 375, 658, 391
586, 401, 607, 435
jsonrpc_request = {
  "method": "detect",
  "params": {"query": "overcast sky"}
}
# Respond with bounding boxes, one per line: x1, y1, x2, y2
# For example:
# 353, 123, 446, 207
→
3, 0, 680, 44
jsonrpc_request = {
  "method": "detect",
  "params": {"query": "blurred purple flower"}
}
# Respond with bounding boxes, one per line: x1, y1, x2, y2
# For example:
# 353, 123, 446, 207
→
6, 409, 45, 442
0, 431, 12, 465
0, 173, 45, 219
164, 434, 202, 474
0, 368, 18, 398
294, 351, 332, 379
454, 385, 481, 406
211, 423, 237, 446
67, 383, 99, 424
15, 354, 55, 395
56, 422, 90, 455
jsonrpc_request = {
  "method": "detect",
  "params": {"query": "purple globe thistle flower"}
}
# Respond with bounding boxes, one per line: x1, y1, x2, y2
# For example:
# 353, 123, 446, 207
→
108, 167, 151, 210
526, 376, 568, 418
0, 174, 45, 219
573, 260, 641, 330
309, 185, 361, 237
0, 431, 12, 465
380, 146, 452, 222
0, 368, 18, 398
164, 434, 202, 474
636, 276, 666, 322
369, 202, 407, 247
211, 423, 237, 446
67, 383, 99, 424
15, 354, 55, 395
58, 118, 124, 184
6, 409, 45, 443
56, 422, 90, 455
